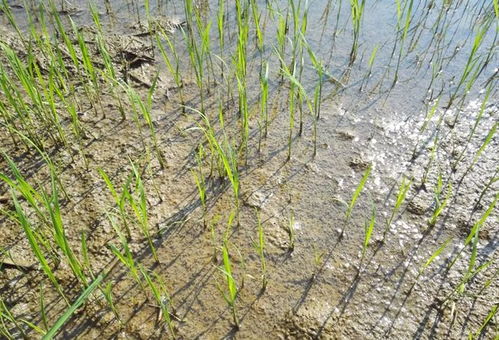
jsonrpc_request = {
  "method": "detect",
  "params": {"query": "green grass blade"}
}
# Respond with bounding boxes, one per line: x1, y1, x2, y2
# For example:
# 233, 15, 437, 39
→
346, 165, 372, 222
42, 274, 103, 339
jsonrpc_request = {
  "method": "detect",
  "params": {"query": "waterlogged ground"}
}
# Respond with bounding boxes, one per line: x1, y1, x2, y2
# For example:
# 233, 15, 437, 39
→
0, 0, 498, 339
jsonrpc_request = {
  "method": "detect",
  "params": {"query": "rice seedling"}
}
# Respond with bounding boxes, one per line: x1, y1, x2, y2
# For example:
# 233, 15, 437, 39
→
466, 122, 497, 174
349, 0, 366, 63
0, 315, 15, 339
0, 74, 44, 150
188, 107, 240, 210
469, 303, 498, 339
39, 70, 68, 147
0, 96, 20, 147
69, 17, 98, 89
216, 0, 226, 79
51, 8, 102, 118
360, 44, 379, 91
286, 66, 297, 161
140, 267, 176, 337
182, 0, 210, 112
192, 144, 207, 213
425, 60, 443, 98
0, 298, 46, 338
473, 167, 498, 211
94, 33, 116, 82
446, 21, 490, 114
276, 50, 315, 161
10, 189, 67, 302
42, 170, 87, 285
342, 165, 371, 237
188, 110, 216, 177
276, 12, 288, 79
224, 208, 238, 240
0, 299, 25, 339
33, 11, 70, 94
233, 1, 250, 157
427, 174, 451, 228
309, 245, 326, 281
387, 236, 453, 310
0, 42, 65, 146
42, 274, 103, 340
452, 84, 491, 171
127, 160, 158, 262
99, 168, 133, 238
392, 0, 414, 85
22, 46, 69, 146
419, 96, 441, 136
0, 0, 26, 48
220, 149, 240, 213
302, 34, 324, 156
475, 267, 498, 298
183, 25, 205, 111
416, 237, 453, 281
446, 195, 497, 302
420, 135, 439, 187
107, 212, 142, 287
300, 1, 309, 38
313, 246, 325, 268
0, 154, 48, 227
156, 28, 185, 107
361, 205, 376, 264
296, 61, 306, 137
218, 240, 239, 328
194, 10, 214, 91
384, 176, 412, 239
235, 72, 249, 158
0, 124, 70, 203
289, 0, 301, 73
394, 0, 403, 31
454, 258, 494, 299
80, 232, 95, 277
52, 80, 85, 147
39, 283, 49, 332
89, 3, 126, 119
251, 0, 264, 52
120, 81, 166, 169
448, 194, 497, 272
100, 282, 121, 324
49, 1, 80, 74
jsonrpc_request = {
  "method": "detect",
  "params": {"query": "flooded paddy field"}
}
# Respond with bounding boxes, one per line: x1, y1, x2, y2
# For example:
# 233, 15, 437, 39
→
0, 0, 497, 338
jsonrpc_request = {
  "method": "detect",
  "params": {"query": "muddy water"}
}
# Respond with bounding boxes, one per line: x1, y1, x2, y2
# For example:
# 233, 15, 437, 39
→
0, 0, 497, 339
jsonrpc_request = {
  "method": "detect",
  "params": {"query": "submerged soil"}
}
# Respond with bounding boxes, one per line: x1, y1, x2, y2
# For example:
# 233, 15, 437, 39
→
0, 0, 498, 339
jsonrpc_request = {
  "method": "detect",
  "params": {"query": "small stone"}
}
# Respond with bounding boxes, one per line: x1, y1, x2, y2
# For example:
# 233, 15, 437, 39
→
407, 201, 427, 215
349, 157, 370, 171
306, 162, 320, 173
245, 190, 272, 209
337, 129, 355, 140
